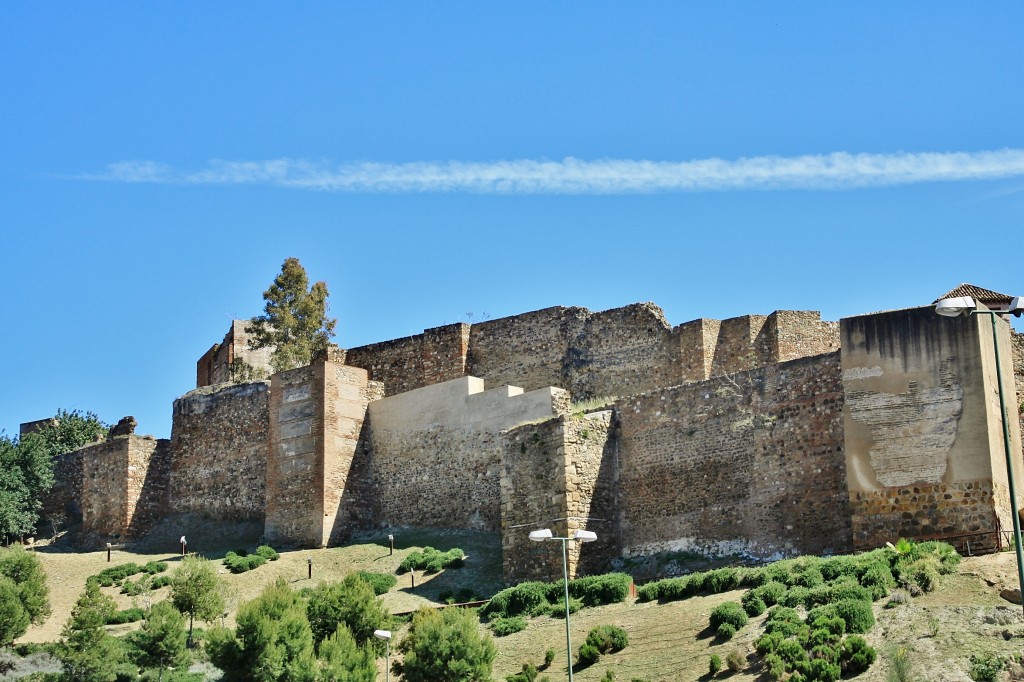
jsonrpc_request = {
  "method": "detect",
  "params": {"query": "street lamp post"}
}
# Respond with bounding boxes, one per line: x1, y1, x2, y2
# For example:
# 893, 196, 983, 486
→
373, 629, 392, 682
529, 528, 598, 682
935, 295, 1024, 614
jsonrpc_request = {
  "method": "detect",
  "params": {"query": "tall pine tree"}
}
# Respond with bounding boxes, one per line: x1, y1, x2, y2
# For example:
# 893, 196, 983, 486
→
247, 258, 337, 373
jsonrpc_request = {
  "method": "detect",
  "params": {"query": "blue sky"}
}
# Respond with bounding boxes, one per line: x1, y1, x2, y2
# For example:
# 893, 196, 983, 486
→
2, 3, 1022, 439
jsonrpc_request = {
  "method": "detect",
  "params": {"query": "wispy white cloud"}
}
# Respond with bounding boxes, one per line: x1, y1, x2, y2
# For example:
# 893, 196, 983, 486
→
81, 149, 1024, 194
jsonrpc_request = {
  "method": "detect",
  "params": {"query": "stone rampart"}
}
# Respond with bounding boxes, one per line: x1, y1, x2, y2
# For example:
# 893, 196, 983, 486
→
265, 360, 383, 547
170, 380, 270, 520
368, 376, 570, 532
501, 410, 618, 582
342, 303, 838, 402
841, 306, 1022, 553
614, 351, 849, 560
80, 435, 170, 541
42, 449, 84, 527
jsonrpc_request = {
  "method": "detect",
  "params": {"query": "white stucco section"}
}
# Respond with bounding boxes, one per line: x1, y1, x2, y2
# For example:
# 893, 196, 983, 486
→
368, 375, 568, 433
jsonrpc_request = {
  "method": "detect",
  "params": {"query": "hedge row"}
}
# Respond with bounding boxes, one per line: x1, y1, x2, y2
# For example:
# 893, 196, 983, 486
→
223, 545, 279, 573
397, 546, 465, 574
481, 572, 632, 622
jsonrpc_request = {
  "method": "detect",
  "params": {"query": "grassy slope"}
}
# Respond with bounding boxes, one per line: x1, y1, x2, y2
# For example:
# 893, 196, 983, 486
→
15, 531, 1024, 682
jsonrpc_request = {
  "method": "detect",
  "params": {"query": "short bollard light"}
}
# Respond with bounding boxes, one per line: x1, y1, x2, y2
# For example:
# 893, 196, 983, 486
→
388, 534, 394, 556
180, 535, 187, 557
374, 629, 392, 682
106, 542, 112, 563
307, 557, 313, 580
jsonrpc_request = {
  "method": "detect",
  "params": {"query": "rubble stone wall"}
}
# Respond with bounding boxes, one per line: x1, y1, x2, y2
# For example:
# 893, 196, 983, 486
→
615, 352, 849, 561
170, 381, 270, 521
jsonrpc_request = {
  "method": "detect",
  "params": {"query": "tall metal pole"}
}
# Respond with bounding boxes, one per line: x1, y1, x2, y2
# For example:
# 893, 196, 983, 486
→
984, 311, 1024, 616
561, 537, 574, 682
384, 638, 390, 682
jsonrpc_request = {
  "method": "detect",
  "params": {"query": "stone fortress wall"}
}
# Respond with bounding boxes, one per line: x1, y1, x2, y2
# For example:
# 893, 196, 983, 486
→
51, 296, 1023, 583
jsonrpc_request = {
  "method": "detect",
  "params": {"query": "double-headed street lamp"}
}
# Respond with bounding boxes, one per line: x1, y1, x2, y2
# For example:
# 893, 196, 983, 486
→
373, 629, 392, 682
935, 294, 1023, 614
529, 527, 598, 682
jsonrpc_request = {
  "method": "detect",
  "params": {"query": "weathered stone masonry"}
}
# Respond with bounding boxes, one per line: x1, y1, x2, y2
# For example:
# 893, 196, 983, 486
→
58, 297, 1021, 586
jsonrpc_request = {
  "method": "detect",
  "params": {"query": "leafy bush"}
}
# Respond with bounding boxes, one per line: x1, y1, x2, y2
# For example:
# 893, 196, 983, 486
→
91, 562, 143, 587
576, 643, 600, 668
491, 616, 527, 636
585, 625, 628, 654
482, 581, 554, 619
717, 623, 737, 640
710, 601, 748, 632
763, 652, 786, 681
742, 593, 766, 617
120, 577, 150, 596
568, 572, 632, 606
969, 653, 1005, 682
143, 561, 168, 574
398, 546, 465, 574
151, 575, 172, 590
355, 570, 397, 596
781, 585, 810, 608
839, 635, 876, 675
544, 648, 556, 668
709, 654, 722, 674
255, 545, 279, 561
808, 657, 841, 682
726, 649, 744, 672
106, 607, 145, 625
506, 662, 539, 682
705, 567, 742, 593
549, 597, 582, 618
807, 599, 874, 634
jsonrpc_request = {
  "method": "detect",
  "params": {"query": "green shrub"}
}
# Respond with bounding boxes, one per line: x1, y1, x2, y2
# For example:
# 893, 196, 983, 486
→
569, 573, 632, 606
763, 652, 786, 681
506, 662, 539, 682
255, 545, 279, 561
717, 622, 736, 639
755, 631, 783, 655
544, 648, 556, 668
758, 581, 788, 606
143, 561, 168, 574
710, 601, 748, 632
585, 625, 628, 654
782, 585, 810, 608
742, 593, 766, 616
106, 607, 145, 624
91, 562, 143, 587
775, 639, 809, 670
807, 599, 874, 634
705, 568, 741, 593
859, 563, 895, 600
839, 635, 876, 675
726, 649, 744, 672
397, 546, 465, 573
150, 575, 172, 590
808, 657, 841, 682
549, 597, 583, 618
120, 577, 149, 596
223, 550, 266, 573
491, 616, 528, 636
577, 643, 601, 668
969, 653, 1005, 682
355, 570, 397, 596
709, 654, 722, 674
482, 581, 554, 619
600, 669, 616, 682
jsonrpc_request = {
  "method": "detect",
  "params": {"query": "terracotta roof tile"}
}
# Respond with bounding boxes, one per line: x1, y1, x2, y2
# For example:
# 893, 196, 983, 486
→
933, 283, 1014, 305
